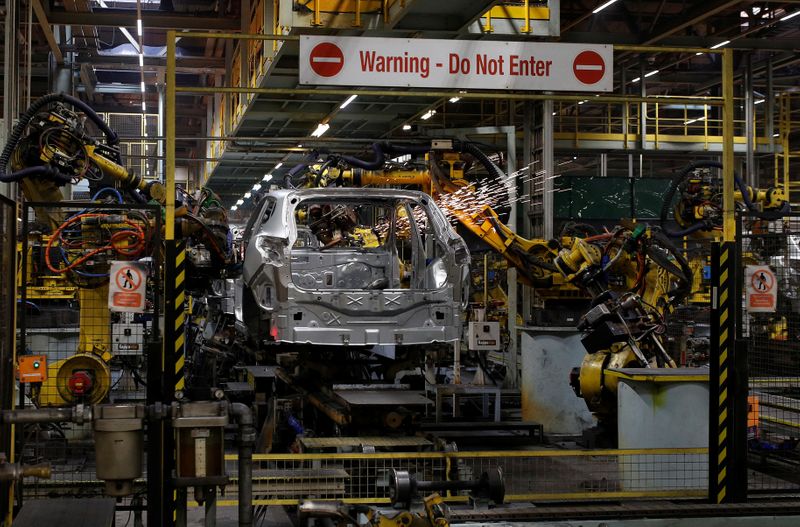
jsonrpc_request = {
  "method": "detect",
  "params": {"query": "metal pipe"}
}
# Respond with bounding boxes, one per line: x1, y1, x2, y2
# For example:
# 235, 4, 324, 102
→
174, 86, 724, 106
229, 403, 254, 527
2, 406, 89, 424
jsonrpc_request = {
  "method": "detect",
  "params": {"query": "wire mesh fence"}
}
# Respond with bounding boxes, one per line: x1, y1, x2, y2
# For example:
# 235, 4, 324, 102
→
737, 213, 800, 493
218, 449, 708, 506
17, 201, 161, 500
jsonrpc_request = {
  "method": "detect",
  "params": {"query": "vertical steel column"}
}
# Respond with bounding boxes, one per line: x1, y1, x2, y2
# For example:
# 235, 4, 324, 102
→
542, 100, 554, 240
0, 196, 17, 525
722, 48, 735, 242
506, 124, 519, 388
765, 58, 774, 145
744, 54, 755, 187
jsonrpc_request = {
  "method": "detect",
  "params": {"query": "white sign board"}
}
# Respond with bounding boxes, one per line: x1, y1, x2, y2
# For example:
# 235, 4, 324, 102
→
300, 36, 613, 92
109, 261, 147, 313
745, 265, 777, 313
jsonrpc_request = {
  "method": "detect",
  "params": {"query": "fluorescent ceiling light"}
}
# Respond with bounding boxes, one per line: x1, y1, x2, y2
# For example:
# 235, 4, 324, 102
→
141, 102, 146, 112
230, 205, 237, 211
140, 81, 145, 92
644, 69, 659, 78
754, 99, 765, 105
593, 0, 618, 14
684, 116, 706, 125
773, 133, 780, 137
274, 162, 283, 170
339, 94, 357, 109
632, 77, 641, 83
297, 144, 303, 148
244, 192, 252, 199
311, 123, 330, 137
236, 199, 244, 205
252, 183, 262, 191
578, 100, 586, 105
780, 11, 800, 22
139, 53, 144, 67
449, 97, 461, 103
263, 173, 273, 181
402, 124, 412, 131
421, 109, 436, 120
137, 18, 143, 37
710, 40, 730, 49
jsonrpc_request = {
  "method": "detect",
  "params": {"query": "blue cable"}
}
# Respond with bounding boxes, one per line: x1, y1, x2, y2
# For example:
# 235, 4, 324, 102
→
91, 187, 123, 203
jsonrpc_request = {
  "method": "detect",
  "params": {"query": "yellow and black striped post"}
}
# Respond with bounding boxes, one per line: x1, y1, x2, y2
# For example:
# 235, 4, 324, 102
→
709, 240, 746, 503
152, 239, 187, 527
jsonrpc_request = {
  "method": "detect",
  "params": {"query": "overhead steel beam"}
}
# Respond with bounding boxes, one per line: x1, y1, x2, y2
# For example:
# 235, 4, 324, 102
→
87, 55, 226, 74
643, 0, 742, 44
47, 8, 240, 31
31, 0, 64, 64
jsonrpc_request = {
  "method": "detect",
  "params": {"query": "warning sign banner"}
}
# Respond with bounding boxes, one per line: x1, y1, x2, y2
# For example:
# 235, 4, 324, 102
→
109, 261, 147, 313
300, 36, 613, 92
745, 265, 777, 313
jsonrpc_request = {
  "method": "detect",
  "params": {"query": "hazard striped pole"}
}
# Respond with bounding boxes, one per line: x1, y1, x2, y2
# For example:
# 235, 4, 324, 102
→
709, 240, 746, 503
157, 239, 187, 527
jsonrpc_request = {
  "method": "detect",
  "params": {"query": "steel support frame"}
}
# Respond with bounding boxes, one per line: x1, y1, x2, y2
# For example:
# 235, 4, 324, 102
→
0, 196, 17, 525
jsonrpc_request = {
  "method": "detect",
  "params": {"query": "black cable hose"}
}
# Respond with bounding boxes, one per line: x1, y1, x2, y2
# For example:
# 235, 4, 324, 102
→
0, 165, 72, 185
650, 227, 694, 304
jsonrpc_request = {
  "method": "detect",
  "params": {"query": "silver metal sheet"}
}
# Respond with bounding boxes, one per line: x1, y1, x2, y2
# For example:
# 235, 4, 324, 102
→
334, 389, 430, 407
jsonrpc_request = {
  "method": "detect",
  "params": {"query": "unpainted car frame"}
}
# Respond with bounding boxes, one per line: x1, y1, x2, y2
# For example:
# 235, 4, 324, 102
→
240, 188, 470, 346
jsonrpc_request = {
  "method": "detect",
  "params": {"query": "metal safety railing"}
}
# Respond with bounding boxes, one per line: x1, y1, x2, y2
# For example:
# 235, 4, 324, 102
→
212, 448, 708, 506
553, 99, 774, 151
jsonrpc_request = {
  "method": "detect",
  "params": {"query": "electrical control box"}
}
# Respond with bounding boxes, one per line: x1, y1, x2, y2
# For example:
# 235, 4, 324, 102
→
18, 355, 47, 383
112, 322, 145, 355
467, 321, 501, 351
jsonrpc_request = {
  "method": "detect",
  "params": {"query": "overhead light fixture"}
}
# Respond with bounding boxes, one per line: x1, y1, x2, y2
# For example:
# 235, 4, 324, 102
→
421, 109, 436, 120
141, 102, 146, 112
710, 40, 730, 49
773, 133, 780, 137
140, 81, 145, 93
263, 173, 273, 182
139, 53, 144, 67
252, 183, 262, 191
230, 205, 238, 211
339, 94, 357, 109
236, 199, 244, 205
695, 52, 703, 56
244, 192, 252, 199
449, 97, 461, 103
274, 162, 283, 170
402, 124, 412, 131
311, 123, 330, 137
754, 99, 765, 105
137, 18, 143, 37
632, 77, 641, 83
593, 0, 618, 14
297, 144, 303, 148
684, 116, 706, 125
578, 100, 587, 105
644, 69, 659, 78
780, 11, 800, 22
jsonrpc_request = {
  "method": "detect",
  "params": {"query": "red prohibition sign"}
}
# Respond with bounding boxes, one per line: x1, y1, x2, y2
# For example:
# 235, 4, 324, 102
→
309, 42, 345, 77
116, 266, 142, 292
573, 50, 606, 85
751, 269, 774, 293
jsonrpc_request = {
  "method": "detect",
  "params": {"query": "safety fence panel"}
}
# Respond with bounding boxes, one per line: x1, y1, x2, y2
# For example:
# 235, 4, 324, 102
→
736, 213, 800, 493
219, 449, 708, 507
17, 202, 161, 501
